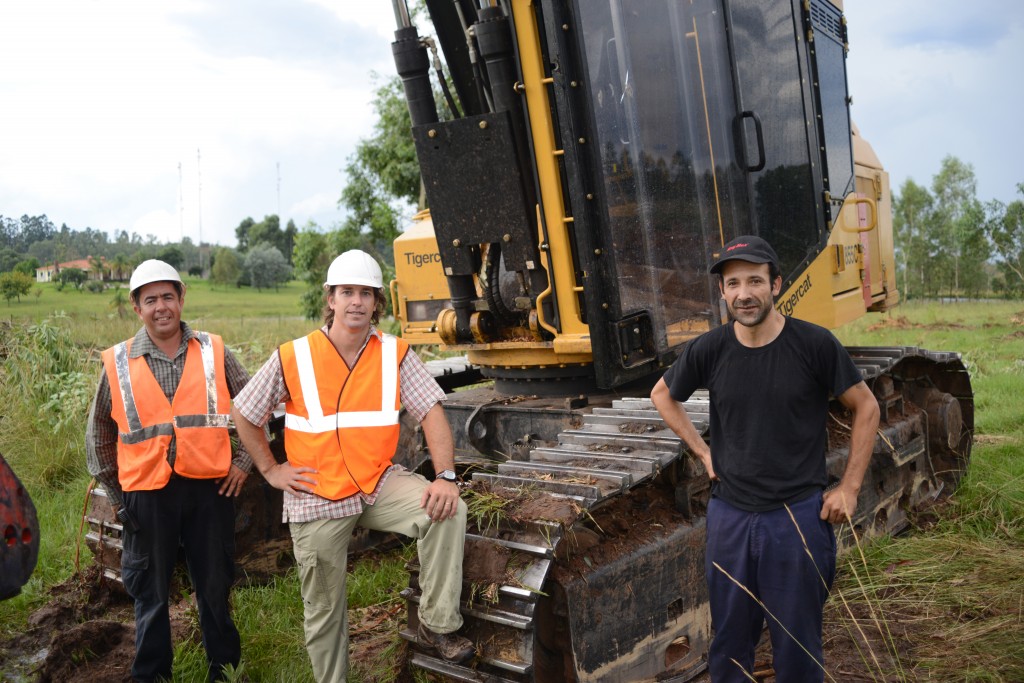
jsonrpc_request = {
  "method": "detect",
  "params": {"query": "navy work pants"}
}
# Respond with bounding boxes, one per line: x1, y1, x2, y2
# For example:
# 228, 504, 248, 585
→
705, 492, 836, 682
121, 477, 241, 682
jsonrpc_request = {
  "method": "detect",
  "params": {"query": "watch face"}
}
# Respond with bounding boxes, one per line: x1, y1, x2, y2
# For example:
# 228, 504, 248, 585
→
438, 470, 456, 481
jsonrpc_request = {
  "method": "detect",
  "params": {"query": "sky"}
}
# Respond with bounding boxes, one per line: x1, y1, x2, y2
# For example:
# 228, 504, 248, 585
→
1, 0, 1021, 250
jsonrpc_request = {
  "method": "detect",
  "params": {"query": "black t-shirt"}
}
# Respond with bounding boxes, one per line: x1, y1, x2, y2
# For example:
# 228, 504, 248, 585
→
664, 317, 863, 511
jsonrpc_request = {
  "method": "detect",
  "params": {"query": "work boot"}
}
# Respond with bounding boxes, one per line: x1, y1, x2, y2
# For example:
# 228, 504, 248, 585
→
417, 623, 476, 663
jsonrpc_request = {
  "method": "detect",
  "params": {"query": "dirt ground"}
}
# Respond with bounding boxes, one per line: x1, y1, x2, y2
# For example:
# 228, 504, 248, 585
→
0, 561, 403, 683
2, 501, 935, 683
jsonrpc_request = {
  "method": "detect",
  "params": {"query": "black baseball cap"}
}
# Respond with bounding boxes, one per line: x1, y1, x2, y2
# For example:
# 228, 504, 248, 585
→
709, 235, 780, 275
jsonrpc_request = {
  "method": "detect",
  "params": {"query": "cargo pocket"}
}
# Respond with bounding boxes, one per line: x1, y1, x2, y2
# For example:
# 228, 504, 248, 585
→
294, 546, 330, 613
121, 548, 149, 600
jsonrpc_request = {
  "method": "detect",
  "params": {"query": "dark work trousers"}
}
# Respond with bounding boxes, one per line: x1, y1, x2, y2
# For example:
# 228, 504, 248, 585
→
705, 492, 836, 682
121, 477, 241, 683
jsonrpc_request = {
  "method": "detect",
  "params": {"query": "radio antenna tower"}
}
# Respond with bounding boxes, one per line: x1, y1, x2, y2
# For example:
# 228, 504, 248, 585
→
197, 149, 204, 273
178, 162, 184, 241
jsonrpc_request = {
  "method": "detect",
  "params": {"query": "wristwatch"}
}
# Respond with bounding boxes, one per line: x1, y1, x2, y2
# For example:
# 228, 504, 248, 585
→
435, 469, 457, 483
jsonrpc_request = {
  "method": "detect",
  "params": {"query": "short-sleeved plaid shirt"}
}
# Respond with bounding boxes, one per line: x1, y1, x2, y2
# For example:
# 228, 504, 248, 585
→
85, 323, 253, 509
232, 326, 446, 523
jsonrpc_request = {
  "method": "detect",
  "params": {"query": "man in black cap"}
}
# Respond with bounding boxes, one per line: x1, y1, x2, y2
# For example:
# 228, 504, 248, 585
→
650, 235, 879, 682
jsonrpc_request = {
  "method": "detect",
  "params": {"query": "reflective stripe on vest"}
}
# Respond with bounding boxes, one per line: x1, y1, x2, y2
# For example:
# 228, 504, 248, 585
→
283, 333, 400, 433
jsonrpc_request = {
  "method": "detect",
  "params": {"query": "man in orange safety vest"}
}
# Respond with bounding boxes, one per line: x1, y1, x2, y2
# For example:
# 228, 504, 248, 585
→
231, 250, 475, 682
86, 259, 252, 682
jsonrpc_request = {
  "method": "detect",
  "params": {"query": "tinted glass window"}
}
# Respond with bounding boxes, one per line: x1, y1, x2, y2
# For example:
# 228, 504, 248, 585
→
578, 0, 749, 351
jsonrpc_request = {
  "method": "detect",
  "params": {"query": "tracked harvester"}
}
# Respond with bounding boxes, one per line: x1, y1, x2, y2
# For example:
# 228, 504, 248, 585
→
386, 0, 973, 680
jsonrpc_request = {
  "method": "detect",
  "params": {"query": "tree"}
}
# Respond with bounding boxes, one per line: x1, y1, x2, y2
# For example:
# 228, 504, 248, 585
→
89, 255, 106, 281
986, 182, 1024, 296
243, 242, 292, 291
0, 271, 33, 304
110, 253, 131, 281
0, 247, 20, 272
211, 247, 242, 287
931, 156, 989, 299
57, 267, 87, 290
13, 257, 40, 277
157, 245, 184, 270
293, 225, 333, 319
235, 217, 256, 253
892, 179, 934, 300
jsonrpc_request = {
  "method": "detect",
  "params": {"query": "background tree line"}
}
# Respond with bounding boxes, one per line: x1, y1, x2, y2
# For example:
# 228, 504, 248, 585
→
893, 156, 1024, 300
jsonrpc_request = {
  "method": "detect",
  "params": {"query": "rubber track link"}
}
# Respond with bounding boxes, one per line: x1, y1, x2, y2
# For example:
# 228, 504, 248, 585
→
402, 347, 973, 682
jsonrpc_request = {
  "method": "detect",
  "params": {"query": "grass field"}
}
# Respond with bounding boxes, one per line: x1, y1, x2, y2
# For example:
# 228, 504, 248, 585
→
1, 292, 1021, 681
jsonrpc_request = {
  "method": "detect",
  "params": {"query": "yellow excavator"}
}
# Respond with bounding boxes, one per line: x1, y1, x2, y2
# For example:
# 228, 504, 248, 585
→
387, 0, 973, 681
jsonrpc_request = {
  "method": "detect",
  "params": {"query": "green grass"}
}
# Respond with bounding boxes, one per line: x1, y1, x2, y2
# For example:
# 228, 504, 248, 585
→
2, 277, 309, 322
829, 299, 1024, 682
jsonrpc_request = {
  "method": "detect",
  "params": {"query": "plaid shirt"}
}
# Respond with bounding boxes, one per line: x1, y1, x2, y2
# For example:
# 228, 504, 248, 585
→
233, 326, 446, 523
85, 322, 253, 508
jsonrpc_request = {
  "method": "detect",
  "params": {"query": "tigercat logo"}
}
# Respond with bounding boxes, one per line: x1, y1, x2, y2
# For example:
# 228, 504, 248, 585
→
403, 251, 442, 268
778, 274, 812, 316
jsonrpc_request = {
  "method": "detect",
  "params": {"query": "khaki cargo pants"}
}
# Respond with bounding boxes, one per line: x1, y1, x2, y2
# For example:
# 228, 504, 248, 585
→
289, 469, 467, 683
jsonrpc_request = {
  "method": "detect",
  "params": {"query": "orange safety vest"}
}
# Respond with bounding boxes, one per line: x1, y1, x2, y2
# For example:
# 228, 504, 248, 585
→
279, 330, 407, 501
101, 332, 233, 491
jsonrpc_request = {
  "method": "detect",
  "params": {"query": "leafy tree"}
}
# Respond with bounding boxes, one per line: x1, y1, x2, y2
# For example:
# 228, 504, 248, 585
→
243, 242, 292, 291
892, 179, 934, 300
157, 245, 184, 270
89, 255, 106, 281
0, 271, 33, 304
13, 257, 40, 277
0, 216, 18, 249
931, 156, 989, 298
110, 253, 131, 281
211, 247, 242, 287
0, 247, 20, 272
986, 182, 1024, 296
293, 225, 333, 320
57, 267, 87, 290
235, 217, 256, 253
236, 215, 297, 265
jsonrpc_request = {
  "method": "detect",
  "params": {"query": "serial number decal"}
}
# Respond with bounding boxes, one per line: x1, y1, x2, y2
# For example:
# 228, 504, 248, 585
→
779, 274, 812, 317
403, 251, 443, 268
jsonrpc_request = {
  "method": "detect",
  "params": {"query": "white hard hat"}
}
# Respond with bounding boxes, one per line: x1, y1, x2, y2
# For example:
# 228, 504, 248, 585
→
323, 250, 383, 290
129, 259, 183, 297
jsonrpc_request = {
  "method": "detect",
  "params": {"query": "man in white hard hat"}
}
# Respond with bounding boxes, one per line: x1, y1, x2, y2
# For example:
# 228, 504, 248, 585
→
231, 249, 474, 681
86, 259, 253, 682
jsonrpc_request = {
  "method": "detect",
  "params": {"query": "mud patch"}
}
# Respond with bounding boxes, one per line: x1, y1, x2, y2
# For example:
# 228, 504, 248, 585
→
558, 482, 693, 573
36, 620, 134, 683
0, 566, 137, 682
463, 481, 580, 534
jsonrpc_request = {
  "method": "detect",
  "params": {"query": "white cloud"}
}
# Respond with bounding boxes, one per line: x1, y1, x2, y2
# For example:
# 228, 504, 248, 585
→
0, 1, 398, 247
844, 0, 1024, 202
